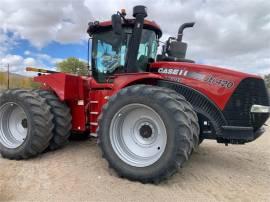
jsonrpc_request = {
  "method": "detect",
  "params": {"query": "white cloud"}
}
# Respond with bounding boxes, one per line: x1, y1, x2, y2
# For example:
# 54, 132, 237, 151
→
0, 54, 25, 74
24, 50, 31, 55
0, 0, 269, 75
0, 29, 19, 57
0, 0, 92, 48
23, 57, 37, 66
84, 0, 270, 75
1, 54, 23, 67
0, 53, 60, 76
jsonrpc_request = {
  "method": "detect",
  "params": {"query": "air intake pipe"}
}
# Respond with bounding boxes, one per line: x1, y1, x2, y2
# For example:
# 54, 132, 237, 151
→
125, 5, 147, 73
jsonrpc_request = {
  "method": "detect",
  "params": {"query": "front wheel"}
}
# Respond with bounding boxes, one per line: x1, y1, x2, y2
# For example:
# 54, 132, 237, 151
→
98, 85, 195, 183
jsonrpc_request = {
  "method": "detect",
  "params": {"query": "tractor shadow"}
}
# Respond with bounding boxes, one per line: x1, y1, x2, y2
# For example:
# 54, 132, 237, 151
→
163, 140, 269, 186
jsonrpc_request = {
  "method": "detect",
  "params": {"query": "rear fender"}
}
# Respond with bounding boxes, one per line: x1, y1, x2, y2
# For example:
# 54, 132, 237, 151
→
34, 73, 88, 132
34, 73, 87, 101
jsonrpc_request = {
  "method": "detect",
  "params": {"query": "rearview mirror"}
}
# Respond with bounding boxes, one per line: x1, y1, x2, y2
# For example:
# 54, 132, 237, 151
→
111, 14, 122, 35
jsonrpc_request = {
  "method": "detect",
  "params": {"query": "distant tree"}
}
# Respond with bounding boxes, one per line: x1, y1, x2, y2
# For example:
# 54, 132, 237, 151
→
264, 74, 270, 88
56, 57, 88, 76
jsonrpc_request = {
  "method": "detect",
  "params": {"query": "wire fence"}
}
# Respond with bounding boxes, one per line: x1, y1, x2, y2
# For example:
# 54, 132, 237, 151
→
0, 64, 38, 90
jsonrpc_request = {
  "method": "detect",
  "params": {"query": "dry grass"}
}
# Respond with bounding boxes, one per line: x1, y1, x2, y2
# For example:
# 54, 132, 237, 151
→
0, 72, 38, 89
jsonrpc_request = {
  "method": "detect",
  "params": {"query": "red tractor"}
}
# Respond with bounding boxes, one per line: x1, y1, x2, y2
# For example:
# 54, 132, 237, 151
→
0, 6, 269, 183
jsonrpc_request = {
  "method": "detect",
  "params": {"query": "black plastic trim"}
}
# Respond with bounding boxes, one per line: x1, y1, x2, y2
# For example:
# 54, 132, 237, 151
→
223, 77, 269, 131
157, 80, 227, 136
217, 126, 265, 144
156, 79, 268, 144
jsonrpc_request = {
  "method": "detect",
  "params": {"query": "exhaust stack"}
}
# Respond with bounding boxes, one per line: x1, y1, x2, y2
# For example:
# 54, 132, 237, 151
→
177, 22, 195, 42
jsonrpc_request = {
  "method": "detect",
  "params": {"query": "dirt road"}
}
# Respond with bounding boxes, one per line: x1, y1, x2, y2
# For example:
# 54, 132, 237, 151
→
0, 122, 269, 201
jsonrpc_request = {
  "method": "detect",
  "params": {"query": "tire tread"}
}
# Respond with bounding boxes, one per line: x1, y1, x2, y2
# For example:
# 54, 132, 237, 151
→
98, 85, 198, 183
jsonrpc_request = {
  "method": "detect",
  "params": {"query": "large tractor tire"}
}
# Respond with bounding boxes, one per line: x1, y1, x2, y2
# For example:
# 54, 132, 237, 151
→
160, 88, 200, 151
97, 85, 196, 183
199, 138, 204, 145
33, 90, 72, 150
0, 89, 54, 159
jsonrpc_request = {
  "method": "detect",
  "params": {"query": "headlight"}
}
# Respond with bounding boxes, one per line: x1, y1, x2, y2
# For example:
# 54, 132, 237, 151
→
250, 105, 270, 113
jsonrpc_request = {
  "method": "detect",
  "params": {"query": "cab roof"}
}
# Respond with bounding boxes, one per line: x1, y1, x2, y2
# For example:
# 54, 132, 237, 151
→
87, 18, 162, 38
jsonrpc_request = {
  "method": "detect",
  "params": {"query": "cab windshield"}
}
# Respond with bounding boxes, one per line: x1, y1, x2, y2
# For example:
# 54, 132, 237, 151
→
91, 28, 158, 82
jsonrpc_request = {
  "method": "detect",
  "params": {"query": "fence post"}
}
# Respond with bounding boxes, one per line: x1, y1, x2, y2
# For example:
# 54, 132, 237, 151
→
7, 63, 10, 89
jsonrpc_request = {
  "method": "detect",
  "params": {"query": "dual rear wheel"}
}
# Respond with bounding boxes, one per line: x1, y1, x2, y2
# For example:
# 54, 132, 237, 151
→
0, 85, 199, 183
0, 89, 71, 159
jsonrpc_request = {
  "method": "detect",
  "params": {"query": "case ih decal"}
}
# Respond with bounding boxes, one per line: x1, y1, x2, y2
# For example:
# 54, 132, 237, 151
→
158, 67, 188, 76
156, 67, 234, 88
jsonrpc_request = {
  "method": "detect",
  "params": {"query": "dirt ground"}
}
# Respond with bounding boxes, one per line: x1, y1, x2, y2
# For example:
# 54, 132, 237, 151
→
0, 121, 269, 202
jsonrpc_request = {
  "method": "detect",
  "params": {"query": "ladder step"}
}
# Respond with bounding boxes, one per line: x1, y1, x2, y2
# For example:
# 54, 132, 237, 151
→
90, 122, 98, 126
90, 101, 98, 104
90, 133, 97, 137
90, 111, 99, 115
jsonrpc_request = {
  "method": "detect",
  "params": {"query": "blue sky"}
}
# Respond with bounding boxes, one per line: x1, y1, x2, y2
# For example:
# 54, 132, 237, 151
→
0, 29, 90, 75
0, 0, 269, 76
0, 38, 90, 75
11, 39, 88, 61
4, 29, 89, 70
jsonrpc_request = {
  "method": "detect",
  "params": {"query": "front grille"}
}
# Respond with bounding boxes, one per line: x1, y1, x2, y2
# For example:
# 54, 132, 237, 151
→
158, 80, 227, 135
223, 78, 269, 131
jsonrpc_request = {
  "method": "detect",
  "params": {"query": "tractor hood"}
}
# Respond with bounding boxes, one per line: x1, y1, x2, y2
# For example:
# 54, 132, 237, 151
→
150, 61, 262, 109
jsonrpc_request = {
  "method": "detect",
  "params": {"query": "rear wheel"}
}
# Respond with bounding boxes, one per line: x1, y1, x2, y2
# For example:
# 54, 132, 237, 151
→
33, 90, 72, 150
0, 89, 54, 159
98, 85, 194, 183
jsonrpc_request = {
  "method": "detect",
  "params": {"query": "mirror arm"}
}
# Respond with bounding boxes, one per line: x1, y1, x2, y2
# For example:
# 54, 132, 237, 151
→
117, 11, 127, 23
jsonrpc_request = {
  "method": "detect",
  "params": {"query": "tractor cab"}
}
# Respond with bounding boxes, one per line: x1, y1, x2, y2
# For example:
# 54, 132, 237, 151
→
87, 6, 162, 83
87, 6, 196, 83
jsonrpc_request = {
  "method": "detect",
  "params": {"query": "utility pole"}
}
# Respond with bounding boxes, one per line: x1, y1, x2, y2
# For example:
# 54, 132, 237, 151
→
7, 63, 10, 89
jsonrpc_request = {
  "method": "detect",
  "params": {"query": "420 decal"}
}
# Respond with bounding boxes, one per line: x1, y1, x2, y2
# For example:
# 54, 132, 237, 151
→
204, 76, 234, 88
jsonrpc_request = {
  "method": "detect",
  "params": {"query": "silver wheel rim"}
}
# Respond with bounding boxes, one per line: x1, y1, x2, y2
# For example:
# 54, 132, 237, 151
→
110, 103, 167, 167
0, 102, 28, 148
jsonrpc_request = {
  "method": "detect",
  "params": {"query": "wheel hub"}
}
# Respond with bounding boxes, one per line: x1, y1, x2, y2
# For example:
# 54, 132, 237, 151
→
0, 102, 28, 148
139, 124, 152, 139
110, 103, 167, 167
21, 119, 28, 129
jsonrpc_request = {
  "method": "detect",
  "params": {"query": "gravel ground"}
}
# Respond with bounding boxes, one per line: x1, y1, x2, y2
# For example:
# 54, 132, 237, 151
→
0, 121, 269, 201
